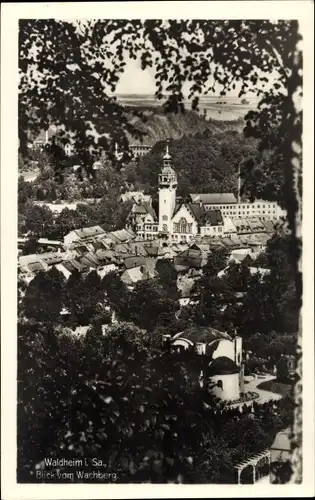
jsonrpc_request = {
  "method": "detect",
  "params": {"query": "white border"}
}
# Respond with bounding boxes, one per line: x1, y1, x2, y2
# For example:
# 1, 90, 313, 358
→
1, 2, 314, 499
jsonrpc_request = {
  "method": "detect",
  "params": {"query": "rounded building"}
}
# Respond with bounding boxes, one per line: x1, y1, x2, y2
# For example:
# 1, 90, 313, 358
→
164, 326, 244, 404
206, 356, 240, 401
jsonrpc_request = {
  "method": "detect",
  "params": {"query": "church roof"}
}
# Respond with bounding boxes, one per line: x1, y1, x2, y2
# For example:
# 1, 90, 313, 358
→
190, 193, 237, 204
203, 209, 224, 226
188, 203, 206, 223
172, 202, 223, 227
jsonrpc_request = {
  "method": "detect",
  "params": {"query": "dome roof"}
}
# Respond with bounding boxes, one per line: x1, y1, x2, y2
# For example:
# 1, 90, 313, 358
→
207, 356, 240, 376
173, 326, 232, 345
161, 165, 176, 175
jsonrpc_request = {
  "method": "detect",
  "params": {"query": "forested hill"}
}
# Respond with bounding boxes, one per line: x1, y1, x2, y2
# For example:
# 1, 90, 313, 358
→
129, 129, 259, 199
126, 107, 244, 146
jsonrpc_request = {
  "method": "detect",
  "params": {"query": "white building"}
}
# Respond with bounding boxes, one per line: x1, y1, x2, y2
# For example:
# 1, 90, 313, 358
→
130, 144, 151, 158
163, 327, 244, 403
190, 194, 285, 221
127, 141, 285, 242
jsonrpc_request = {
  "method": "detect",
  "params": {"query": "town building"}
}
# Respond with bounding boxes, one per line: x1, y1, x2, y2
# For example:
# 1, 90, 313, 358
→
127, 202, 159, 240
130, 144, 152, 158
190, 193, 285, 221
127, 141, 284, 243
163, 327, 244, 403
119, 191, 152, 205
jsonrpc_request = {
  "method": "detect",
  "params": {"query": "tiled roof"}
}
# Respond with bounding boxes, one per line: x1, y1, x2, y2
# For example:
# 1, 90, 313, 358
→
190, 193, 237, 204
74, 226, 106, 240
124, 256, 147, 269
221, 237, 238, 248
80, 252, 100, 268
19, 254, 42, 267
203, 209, 224, 226
144, 246, 159, 257
174, 264, 190, 273
254, 233, 270, 245
27, 262, 47, 272
127, 242, 148, 256
39, 253, 64, 265
247, 217, 266, 232
113, 243, 130, 254
188, 203, 206, 223
121, 265, 145, 284
261, 219, 276, 232
173, 202, 223, 226
110, 228, 136, 242
62, 259, 89, 273
54, 263, 72, 279
143, 202, 157, 220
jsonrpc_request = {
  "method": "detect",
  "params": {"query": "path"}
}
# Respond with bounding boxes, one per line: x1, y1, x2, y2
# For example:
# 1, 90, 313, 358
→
244, 374, 283, 404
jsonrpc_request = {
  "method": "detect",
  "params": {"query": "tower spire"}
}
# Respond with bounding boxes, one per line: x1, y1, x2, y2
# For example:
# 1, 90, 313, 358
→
165, 139, 169, 157
163, 139, 171, 165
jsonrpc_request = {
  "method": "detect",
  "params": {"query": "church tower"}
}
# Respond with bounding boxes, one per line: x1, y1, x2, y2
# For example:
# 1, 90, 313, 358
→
158, 140, 177, 234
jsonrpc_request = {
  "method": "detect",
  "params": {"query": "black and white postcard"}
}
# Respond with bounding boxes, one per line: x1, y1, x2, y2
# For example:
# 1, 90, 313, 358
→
1, 1, 314, 499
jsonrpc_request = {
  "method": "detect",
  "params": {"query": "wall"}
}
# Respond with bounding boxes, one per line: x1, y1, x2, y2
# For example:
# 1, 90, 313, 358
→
209, 339, 235, 361
158, 186, 176, 233
171, 204, 198, 241
204, 201, 280, 220
200, 224, 224, 237
210, 373, 240, 401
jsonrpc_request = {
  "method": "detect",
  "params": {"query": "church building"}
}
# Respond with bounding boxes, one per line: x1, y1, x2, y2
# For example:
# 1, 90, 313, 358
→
126, 140, 284, 242
128, 141, 224, 242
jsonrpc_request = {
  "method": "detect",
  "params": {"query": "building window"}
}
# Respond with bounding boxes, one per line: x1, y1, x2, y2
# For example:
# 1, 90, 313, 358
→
162, 215, 168, 221
217, 380, 223, 389
162, 224, 168, 232
179, 217, 187, 233
174, 217, 192, 234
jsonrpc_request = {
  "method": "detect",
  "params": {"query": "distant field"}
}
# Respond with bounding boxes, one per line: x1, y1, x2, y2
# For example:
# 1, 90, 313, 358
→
118, 94, 257, 121
257, 379, 293, 397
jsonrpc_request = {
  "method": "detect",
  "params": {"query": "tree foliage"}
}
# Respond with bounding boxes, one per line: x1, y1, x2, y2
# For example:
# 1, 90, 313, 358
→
18, 318, 288, 483
19, 20, 302, 213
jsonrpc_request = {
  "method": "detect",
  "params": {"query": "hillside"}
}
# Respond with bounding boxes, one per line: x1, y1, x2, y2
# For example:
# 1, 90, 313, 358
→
126, 108, 245, 147
126, 128, 259, 199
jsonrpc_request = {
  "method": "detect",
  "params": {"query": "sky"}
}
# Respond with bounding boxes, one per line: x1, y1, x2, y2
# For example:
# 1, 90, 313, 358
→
116, 58, 156, 95
115, 56, 248, 98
